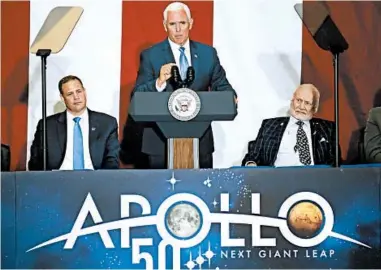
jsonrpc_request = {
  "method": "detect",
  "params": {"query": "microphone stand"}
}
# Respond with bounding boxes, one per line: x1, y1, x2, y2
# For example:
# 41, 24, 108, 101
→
294, 4, 348, 167
333, 50, 340, 168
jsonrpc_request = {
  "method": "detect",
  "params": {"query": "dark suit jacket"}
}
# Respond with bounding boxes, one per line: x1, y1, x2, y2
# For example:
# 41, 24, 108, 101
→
28, 109, 120, 171
1, 144, 11, 171
132, 39, 236, 156
364, 107, 381, 163
241, 117, 341, 166
119, 114, 149, 168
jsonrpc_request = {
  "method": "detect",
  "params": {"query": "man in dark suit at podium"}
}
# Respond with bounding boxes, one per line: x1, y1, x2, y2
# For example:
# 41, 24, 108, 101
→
242, 84, 340, 167
131, 2, 237, 169
28, 75, 120, 171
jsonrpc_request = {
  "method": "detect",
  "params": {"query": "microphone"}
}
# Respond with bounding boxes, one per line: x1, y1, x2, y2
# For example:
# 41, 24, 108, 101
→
184, 66, 195, 87
170, 65, 183, 89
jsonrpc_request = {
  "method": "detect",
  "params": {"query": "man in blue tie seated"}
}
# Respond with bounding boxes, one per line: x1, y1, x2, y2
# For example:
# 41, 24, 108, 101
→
28, 75, 120, 171
364, 107, 381, 163
241, 84, 340, 167
130, 2, 237, 169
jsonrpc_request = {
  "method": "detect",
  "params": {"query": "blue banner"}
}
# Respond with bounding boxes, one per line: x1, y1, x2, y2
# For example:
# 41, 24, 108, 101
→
1, 167, 381, 269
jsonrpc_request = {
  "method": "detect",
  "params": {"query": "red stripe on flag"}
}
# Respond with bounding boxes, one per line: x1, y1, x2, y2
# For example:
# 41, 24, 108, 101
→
1, 1, 30, 171
301, 1, 381, 162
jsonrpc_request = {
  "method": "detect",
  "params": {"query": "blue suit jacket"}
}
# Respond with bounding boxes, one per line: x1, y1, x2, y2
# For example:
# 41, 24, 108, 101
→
132, 39, 236, 155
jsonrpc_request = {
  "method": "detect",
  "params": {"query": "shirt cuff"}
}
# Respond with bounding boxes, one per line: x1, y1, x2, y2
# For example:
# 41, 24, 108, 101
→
156, 79, 166, 92
245, 161, 257, 166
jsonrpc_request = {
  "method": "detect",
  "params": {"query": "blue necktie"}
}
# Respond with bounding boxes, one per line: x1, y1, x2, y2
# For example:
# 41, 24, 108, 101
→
73, 117, 84, 170
179, 46, 189, 81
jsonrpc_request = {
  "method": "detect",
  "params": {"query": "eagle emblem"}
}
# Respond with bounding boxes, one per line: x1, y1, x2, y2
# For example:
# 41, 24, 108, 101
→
168, 88, 201, 121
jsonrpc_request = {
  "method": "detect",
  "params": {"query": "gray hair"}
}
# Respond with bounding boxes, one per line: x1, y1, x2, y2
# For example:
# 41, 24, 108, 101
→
293, 83, 321, 113
163, 2, 192, 22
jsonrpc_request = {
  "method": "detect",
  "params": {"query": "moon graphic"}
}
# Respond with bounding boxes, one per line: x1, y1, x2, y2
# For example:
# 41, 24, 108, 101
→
166, 203, 202, 238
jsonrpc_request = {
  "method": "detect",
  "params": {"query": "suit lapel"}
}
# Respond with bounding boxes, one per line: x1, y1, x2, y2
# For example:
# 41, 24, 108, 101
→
162, 39, 198, 91
269, 117, 289, 164
163, 39, 176, 64
190, 40, 199, 83
88, 109, 99, 163
278, 118, 289, 139
57, 112, 67, 157
162, 40, 176, 92
310, 119, 322, 163
274, 117, 289, 149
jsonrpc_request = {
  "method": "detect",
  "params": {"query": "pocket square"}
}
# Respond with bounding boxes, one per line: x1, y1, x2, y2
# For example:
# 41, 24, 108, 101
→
320, 137, 327, 143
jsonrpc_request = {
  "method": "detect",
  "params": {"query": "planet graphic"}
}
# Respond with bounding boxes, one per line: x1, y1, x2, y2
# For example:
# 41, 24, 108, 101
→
166, 203, 201, 238
287, 201, 323, 238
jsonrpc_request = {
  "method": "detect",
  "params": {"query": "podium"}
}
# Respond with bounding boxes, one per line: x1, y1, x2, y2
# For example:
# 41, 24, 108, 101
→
129, 91, 237, 169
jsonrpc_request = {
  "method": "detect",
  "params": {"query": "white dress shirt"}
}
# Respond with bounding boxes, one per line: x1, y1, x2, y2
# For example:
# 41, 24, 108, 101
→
156, 38, 192, 91
59, 109, 94, 170
274, 116, 315, 167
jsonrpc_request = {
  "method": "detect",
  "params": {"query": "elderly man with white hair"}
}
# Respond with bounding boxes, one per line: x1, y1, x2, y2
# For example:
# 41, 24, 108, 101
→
131, 2, 237, 169
242, 84, 341, 167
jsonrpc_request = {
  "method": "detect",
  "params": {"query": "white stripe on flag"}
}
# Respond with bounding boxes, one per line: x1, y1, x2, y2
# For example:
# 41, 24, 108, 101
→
27, 0, 123, 166
212, 0, 303, 168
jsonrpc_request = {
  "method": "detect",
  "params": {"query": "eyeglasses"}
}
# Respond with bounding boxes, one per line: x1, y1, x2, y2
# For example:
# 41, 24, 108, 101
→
294, 98, 313, 108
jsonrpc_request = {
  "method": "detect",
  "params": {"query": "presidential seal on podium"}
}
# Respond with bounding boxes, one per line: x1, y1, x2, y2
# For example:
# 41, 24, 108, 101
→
168, 88, 201, 121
